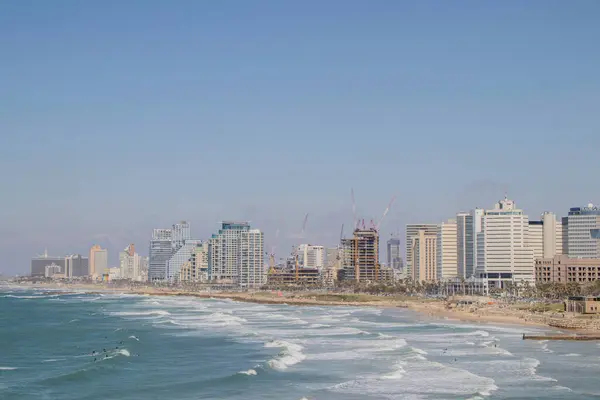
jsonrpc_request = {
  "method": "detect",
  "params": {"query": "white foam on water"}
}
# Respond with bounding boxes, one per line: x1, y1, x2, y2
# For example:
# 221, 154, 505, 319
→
128, 335, 140, 341
0, 366, 17, 370
411, 347, 428, 355
563, 353, 581, 357
111, 310, 171, 317
554, 385, 573, 391
469, 357, 556, 383
3, 294, 50, 299
329, 358, 498, 398
265, 340, 306, 371
540, 342, 554, 353
238, 369, 257, 376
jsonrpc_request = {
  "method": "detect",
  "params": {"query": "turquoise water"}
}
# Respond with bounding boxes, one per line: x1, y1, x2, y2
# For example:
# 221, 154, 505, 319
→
2, 287, 600, 400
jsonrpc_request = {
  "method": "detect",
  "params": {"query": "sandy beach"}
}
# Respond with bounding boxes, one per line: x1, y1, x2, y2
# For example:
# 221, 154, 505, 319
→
13, 281, 600, 333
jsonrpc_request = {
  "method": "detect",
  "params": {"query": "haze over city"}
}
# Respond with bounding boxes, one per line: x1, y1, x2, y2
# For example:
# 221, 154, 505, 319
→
2, 1, 599, 274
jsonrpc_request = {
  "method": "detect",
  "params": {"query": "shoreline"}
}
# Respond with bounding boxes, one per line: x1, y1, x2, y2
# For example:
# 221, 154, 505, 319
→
9, 282, 600, 334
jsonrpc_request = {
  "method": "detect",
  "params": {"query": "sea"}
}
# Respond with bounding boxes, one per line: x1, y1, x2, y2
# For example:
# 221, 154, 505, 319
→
2, 287, 600, 400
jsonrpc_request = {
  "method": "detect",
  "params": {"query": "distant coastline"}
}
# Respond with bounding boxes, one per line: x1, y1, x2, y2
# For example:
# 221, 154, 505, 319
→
11, 282, 600, 334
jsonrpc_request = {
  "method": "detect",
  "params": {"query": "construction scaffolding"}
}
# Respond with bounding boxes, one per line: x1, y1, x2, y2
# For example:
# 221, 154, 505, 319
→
266, 266, 321, 287
341, 228, 393, 282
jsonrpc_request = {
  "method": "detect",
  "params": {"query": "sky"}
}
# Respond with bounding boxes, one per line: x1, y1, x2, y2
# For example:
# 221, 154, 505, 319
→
1, 1, 600, 274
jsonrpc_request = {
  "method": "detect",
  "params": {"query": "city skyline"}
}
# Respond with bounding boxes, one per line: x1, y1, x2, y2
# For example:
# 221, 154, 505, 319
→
3, 2, 600, 274
24, 199, 600, 273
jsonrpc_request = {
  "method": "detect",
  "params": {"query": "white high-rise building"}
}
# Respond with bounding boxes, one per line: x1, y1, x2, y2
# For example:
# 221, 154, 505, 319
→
240, 229, 265, 288
436, 219, 457, 280
527, 212, 564, 261
527, 221, 544, 260
297, 244, 325, 269
209, 221, 265, 288
406, 224, 438, 278
119, 244, 142, 281
476, 196, 534, 289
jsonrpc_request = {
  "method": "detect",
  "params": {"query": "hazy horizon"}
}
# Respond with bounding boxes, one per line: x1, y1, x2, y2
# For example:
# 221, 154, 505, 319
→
2, 1, 600, 274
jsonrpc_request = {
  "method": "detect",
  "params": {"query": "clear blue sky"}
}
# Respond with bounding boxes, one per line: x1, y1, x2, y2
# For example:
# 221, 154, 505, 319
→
1, 1, 599, 274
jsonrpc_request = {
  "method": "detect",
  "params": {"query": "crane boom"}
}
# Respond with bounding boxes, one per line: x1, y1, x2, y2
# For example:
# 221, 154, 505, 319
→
376, 196, 396, 231
351, 188, 357, 230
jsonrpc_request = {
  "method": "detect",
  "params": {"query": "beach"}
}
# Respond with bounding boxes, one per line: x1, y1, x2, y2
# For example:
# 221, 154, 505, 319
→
14, 281, 600, 333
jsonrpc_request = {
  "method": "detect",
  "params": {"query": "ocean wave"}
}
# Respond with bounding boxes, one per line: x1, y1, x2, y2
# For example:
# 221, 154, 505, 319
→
265, 340, 306, 371
238, 369, 257, 376
111, 310, 171, 317
0, 366, 17, 370
329, 359, 498, 398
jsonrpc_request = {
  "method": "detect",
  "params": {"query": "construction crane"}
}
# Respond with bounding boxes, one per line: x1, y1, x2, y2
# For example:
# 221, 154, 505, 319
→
267, 228, 280, 274
351, 188, 358, 231
375, 196, 396, 232
295, 213, 309, 282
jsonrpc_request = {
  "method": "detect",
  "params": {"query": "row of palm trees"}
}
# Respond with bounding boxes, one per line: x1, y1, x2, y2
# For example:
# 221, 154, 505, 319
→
264, 278, 600, 300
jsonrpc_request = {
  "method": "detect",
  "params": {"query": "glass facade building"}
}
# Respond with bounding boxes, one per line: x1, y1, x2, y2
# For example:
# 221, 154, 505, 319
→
567, 205, 600, 258
149, 228, 173, 281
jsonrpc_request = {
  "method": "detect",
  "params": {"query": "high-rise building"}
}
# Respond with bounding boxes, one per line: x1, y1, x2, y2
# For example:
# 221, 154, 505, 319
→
386, 237, 403, 271
31, 250, 65, 277
476, 196, 534, 289
528, 213, 564, 261
209, 221, 265, 288
436, 219, 457, 280
139, 256, 149, 282
148, 221, 195, 282
405, 224, 438, 278
119, 244, 142, 281
456, 212, 473, 279
411, 229, 437, 282
341, 228, 392, 281
167, 239, 202, 281
297, 244, 325, 269
149, 229, 173, 281
562, 216, 569, 255
566, 204, 600, 258
89, 245, 108, 278
527, 221, 544, 260
65, 254, 89, 278
472, 208, 485, 278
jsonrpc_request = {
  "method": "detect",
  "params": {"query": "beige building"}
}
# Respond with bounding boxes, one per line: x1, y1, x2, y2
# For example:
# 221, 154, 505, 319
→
436, 219, 457, 280
565, 296, 600, 314
535, 254, 600, 284
179, 242, 209, 283
89, 245, 108, 278
411, 229, 437, 282
405, 224, 438, 278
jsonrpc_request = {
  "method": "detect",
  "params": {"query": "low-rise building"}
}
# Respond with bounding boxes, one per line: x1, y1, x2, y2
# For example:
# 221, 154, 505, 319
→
535, 255, 600, 284
565, 296, 600, 314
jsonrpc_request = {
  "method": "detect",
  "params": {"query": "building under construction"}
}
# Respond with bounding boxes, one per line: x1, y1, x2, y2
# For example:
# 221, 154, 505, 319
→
266, 266, 321, 287
341, 228, 393, 282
